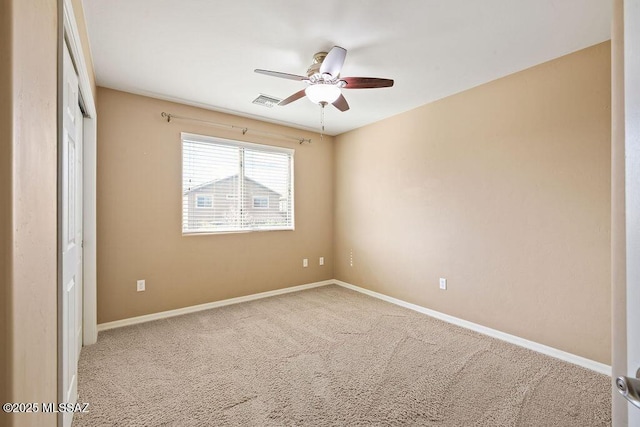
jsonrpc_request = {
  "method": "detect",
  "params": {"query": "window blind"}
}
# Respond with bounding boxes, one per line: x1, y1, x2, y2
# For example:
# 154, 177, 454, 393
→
182, 133, 294, 234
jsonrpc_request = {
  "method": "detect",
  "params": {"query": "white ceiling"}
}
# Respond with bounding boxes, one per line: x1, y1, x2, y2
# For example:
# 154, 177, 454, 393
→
82, 0, 611, 136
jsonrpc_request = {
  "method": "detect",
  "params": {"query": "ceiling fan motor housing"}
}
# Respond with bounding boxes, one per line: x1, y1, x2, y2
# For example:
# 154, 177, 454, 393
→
307, 52, 329, 78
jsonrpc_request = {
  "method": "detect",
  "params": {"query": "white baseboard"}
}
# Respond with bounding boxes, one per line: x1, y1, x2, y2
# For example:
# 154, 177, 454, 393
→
97, 280, 334, 332
97, 278, 611, 376
333, 280, 611, 376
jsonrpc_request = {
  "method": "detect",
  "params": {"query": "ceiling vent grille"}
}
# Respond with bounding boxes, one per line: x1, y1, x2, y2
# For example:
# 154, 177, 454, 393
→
252, 94, 281, 108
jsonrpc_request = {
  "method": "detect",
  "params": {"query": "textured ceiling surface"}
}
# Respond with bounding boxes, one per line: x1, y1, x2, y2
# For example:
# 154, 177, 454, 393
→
82, 0, 611, 135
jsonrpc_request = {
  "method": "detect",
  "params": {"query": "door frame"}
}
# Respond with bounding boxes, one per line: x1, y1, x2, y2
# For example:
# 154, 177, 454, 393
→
613, 0, 640, 425
623, 0, 640, 424
62, 0, 97, 348
58, 0, 97, 424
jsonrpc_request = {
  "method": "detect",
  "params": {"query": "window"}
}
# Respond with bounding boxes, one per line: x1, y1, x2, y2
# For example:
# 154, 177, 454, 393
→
182, 132, 294, 234
252, 196, 269, 209
195, 194, 213, 208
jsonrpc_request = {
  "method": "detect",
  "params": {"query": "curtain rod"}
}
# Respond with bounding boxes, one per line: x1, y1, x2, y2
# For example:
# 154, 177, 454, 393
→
160, 112, 312, 144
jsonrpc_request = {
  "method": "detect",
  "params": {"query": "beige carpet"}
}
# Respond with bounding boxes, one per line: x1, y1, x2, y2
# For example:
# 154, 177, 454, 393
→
74, 285, 611, 426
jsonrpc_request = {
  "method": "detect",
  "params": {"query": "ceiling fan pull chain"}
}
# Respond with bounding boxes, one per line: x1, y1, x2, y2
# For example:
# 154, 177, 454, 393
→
320, 103, 325, 141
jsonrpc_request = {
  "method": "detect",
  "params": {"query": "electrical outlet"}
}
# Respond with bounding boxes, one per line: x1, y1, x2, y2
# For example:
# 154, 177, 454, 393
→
137, 279, 145, 292
303, 258, 308, 268
319, 257, 324, 266
350, 250, 353, 267
439, 278, 447, 290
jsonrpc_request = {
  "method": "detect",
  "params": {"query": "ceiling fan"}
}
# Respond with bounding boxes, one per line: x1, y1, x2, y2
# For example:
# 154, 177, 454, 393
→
255, 46, 394, 112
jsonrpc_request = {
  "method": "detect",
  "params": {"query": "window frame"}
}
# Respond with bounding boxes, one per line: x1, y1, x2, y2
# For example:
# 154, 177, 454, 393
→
181, 132, 295, 235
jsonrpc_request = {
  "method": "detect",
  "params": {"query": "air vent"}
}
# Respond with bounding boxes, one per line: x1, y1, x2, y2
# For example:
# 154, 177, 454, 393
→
252, 94, 281, 108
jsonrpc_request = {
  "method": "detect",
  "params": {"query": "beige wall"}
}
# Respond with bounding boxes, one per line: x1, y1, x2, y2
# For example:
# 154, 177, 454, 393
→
96, 88, 334, 323
335, 42, 612, 364
1, 0, 59, 425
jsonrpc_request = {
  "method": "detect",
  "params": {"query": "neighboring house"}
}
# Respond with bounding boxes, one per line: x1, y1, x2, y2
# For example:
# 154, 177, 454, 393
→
184, 174, 288, 231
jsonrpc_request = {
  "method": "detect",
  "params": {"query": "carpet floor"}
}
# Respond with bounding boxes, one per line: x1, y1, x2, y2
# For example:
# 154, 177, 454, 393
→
74, 285, 611, 426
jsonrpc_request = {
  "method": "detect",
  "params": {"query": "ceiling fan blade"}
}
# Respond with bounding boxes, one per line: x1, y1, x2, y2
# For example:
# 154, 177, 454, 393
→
332, 94, 350, 112
254, 69, 308, 81
278, 89, 307, 106
341, 77, 394, 89
319, 46, 347, 78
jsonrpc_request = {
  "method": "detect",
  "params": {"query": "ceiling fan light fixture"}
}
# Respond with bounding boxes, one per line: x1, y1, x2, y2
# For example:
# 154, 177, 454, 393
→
305, 84, 341, 105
